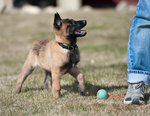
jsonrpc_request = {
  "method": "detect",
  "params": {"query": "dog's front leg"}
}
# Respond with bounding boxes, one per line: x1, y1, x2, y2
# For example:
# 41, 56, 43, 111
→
51, 70, 61, 98
68, 66, 85, 95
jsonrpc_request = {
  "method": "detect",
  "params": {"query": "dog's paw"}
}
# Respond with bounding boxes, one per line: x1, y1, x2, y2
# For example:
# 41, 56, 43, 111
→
52, 89, 61, 98
15, 87, 21, 94
78, 85, 85, 96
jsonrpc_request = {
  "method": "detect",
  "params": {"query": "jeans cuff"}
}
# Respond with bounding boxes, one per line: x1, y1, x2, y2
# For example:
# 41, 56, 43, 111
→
127, 69, 150, 86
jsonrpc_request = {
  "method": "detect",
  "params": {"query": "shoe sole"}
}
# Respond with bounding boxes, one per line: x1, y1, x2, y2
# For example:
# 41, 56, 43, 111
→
124, 98, 145, 105
124, 100, 132, 104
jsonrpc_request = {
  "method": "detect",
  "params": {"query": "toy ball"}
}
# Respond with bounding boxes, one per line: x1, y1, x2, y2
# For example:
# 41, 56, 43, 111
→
97, 89, 108, 99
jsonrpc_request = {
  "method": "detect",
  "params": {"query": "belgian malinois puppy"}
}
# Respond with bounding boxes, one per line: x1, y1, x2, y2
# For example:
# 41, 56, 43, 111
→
15, 13, 87, 98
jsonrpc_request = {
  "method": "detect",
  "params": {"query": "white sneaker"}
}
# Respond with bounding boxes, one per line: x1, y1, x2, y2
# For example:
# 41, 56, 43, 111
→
124, 81, 145, 105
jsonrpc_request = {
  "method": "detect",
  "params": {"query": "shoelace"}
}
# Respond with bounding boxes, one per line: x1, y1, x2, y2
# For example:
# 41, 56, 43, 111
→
131, 82, 146, 93
135, 82, 145, 90
127, 82, 145, 94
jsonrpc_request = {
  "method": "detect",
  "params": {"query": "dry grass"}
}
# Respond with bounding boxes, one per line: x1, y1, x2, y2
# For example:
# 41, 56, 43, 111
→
1, 9, 150, 116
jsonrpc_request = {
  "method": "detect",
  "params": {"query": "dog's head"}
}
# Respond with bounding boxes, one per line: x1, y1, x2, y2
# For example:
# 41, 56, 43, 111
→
53, 13, 87, 44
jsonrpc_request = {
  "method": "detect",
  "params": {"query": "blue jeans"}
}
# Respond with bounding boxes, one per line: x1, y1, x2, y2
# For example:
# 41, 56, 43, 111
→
127, 0, 150, 85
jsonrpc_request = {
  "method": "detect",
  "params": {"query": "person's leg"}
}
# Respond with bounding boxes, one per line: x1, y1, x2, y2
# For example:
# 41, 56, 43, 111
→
125, 0, 150, 105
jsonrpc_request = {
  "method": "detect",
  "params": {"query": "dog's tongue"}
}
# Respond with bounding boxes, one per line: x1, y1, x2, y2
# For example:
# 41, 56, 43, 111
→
75, 30, 87, 35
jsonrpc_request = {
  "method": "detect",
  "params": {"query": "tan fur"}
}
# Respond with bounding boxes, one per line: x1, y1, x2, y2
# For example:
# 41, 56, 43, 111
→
15, 19, 85, 98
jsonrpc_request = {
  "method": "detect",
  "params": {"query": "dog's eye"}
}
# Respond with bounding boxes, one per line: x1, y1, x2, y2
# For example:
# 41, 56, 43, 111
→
68, 23, 72, 27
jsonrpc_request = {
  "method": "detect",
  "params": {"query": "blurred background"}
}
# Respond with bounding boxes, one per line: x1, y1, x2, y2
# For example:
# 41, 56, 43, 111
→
0, 0, 138, 13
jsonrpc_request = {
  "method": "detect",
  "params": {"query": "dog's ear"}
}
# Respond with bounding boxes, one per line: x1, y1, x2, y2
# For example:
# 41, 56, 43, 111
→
54, 12, 62, 30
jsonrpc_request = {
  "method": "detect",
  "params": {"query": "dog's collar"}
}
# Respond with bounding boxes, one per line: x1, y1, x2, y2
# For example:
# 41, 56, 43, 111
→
58, 42, 78, 51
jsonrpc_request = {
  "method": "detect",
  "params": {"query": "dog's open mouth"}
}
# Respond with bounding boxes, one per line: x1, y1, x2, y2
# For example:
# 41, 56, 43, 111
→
75, 30, 87, 36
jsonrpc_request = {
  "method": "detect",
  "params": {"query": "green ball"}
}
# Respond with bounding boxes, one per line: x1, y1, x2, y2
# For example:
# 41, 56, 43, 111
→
97, 89, 108, 99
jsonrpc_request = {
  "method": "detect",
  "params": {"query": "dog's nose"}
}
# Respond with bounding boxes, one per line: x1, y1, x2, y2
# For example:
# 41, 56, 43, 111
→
83, 20, 87, 25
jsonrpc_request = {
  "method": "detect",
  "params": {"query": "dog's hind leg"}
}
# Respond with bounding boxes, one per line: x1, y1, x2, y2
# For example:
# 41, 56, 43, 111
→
68, 66, 85, 95
15, 52, 37, 93
44, 71, 52, 92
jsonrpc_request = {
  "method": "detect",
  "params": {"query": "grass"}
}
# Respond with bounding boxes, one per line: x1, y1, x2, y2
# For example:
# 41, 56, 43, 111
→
1, 9, 150, 116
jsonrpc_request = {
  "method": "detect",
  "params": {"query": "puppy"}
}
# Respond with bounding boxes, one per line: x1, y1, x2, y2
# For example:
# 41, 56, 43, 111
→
15, 13, 87, 98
